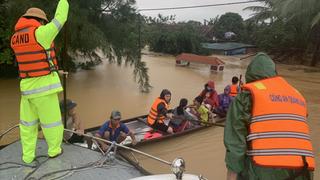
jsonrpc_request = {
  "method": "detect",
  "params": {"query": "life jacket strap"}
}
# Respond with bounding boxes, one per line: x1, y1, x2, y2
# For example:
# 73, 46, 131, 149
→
284, 156, 311, 180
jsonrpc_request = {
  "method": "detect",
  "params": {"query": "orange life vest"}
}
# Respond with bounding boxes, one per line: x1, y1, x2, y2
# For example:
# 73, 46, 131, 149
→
243, 76, 315, 170
147, 98, 169, 125
11, 17, 58, 79
229, 84, 239, 97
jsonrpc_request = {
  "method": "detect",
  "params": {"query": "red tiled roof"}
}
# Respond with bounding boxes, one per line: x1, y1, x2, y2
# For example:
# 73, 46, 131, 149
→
176, 53, 225, 66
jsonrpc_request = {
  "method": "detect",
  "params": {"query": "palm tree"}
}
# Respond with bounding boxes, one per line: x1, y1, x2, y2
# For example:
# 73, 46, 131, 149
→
243, 0, 276, 23
275, 0, 320, 66
245, 0, 320, 66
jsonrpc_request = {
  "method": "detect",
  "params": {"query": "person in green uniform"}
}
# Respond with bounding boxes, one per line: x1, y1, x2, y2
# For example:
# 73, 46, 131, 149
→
11, 0, 69, 163
224, 53, 314, 180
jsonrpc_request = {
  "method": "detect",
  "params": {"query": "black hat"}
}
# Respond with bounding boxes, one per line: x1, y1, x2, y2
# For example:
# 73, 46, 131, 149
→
59, 99, 77, 113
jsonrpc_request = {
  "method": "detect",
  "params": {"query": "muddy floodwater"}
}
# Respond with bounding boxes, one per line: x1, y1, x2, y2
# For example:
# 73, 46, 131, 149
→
1, 52, 319, 179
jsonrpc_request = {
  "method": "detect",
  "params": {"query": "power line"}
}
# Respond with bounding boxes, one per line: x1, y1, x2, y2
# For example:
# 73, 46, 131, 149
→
138, 0, 261, 12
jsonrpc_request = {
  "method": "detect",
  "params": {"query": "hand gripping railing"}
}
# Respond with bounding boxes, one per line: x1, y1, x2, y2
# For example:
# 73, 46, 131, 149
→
64, 129, 171, 165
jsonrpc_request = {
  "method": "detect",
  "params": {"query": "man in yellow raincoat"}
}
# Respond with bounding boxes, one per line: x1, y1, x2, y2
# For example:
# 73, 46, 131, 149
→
10, 0, 69, 163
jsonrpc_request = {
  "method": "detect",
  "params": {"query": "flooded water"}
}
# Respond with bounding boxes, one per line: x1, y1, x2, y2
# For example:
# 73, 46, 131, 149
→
1, 52, 319, 179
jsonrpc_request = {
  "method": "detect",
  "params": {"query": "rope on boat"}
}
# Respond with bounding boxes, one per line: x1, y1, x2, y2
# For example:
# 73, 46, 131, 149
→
23, 156, 50, 180
0, 126, 130, 179
0, 155, 49, 180
37, 154, 138, 180
92, 139, 106, 155
0, 124, 19, 140
187, 119, 225, 127
64, 129, 172, 165
0, 161, 37, 171
1, 126, 204, 179
130, 151, 140, 164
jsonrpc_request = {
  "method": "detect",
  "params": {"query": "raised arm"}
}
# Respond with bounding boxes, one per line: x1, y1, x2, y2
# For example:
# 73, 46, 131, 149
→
35, 0, 69, 48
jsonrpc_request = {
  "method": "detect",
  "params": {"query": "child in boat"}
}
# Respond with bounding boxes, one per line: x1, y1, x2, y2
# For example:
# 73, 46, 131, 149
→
169, 98, 194, 132
95, 110, 137, 151
189, 96, 212, 125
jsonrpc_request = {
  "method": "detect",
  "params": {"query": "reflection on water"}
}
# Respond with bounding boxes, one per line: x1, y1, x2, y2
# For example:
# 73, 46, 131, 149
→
0, 53, 319, 179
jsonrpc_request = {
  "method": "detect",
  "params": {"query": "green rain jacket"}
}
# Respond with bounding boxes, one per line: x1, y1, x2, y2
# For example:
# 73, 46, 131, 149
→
224, 53, 313, 180
20, 0, 69, 99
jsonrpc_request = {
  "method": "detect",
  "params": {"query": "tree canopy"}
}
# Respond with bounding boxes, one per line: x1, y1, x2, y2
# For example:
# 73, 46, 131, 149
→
244, 0, 320, 66
0, 0, 151, 92
213, 12, 244, 41
144, 15, 210, 55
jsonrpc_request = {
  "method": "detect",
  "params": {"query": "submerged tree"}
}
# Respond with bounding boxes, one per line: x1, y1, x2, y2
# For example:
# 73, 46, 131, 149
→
213, 12, 244, 41
0, 0, 151, 92
145, 15, 209, 55
274, 0, 320, 66
244, 0, 320, 66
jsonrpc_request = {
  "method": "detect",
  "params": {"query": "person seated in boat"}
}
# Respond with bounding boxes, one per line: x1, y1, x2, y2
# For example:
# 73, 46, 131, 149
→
199, 80, 219, 110
147, 89, 174, 134
60, 99, 92, 149
213, 86, 233, 118
95, 110, 137, 151
189, 96, 213, 125
225, 76, 241, 97
169, 98, 195, 132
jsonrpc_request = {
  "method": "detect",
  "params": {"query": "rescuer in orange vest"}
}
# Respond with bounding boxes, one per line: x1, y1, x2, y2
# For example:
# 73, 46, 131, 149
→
147, 89, 174, 134
224, 53, 315, 180
227, 76, 241, 97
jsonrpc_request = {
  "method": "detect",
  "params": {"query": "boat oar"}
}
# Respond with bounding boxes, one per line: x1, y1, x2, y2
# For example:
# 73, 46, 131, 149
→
137, 116, 225, 128
187, 119, 225, 127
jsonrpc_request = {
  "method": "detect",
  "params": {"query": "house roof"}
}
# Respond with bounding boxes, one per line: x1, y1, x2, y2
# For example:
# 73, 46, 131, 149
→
176, 53, 225, 66
202, 42, 256, 51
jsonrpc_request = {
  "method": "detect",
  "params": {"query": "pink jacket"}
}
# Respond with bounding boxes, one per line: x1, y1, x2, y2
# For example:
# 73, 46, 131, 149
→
199, 80, 219, 108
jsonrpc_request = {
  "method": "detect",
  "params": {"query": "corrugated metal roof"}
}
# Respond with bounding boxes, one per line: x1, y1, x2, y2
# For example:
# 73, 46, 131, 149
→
202, 42, 256, 51
176, 53, 225, 66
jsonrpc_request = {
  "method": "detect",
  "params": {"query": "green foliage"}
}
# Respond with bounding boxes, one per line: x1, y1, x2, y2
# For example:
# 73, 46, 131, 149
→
0, 0, 151, 91
145, 15, 209, 55
213, 12, 244, 41
0, 0, 13, 65
245, 0, 320, 66
244, 0, 276, 23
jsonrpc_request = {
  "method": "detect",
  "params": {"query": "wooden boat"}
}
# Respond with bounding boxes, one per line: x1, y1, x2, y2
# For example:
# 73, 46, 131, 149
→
0, 127, 210, 180
85, 114, 225, 147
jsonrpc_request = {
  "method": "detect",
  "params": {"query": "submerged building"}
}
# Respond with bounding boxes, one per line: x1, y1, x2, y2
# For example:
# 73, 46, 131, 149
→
176, 53, 225, 72
202, 42, 256, 55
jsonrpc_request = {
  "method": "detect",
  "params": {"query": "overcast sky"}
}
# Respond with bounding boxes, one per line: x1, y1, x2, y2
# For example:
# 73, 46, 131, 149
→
135, 0, 263, 22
